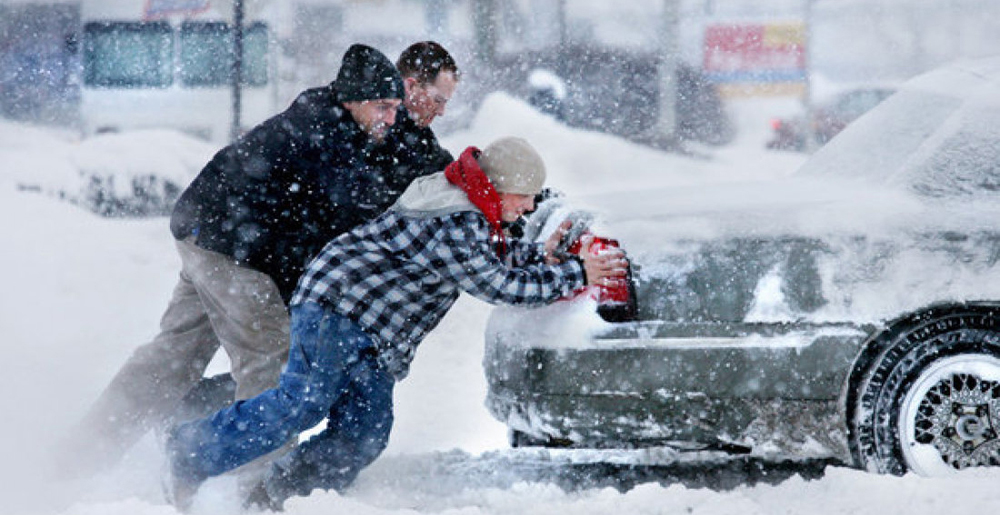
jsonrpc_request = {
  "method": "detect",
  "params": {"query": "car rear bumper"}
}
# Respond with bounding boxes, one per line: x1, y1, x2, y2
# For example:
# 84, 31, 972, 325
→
484, 306, 870, 460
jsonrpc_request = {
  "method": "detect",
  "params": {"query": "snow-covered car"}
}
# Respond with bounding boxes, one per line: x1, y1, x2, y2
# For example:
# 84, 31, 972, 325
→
484, 56, 1000, 477
766, 87, 896, 151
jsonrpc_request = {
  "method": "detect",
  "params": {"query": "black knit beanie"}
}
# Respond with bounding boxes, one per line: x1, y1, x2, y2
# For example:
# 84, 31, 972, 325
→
333, 44, 405, 103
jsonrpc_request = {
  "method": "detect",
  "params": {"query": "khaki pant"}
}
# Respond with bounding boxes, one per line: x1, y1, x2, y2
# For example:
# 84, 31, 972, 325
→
69, 239, 291, 482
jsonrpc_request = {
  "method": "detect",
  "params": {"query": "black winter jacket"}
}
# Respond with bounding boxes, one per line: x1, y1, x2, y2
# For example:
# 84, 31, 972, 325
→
371, 104, 454, 180
170, 86, 452, 304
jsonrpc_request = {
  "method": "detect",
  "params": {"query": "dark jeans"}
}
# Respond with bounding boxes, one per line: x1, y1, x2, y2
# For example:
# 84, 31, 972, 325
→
169, 302, 395, 497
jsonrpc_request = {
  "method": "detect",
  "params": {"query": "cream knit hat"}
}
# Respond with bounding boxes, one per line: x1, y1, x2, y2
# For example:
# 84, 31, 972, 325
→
478, 137, 547, 195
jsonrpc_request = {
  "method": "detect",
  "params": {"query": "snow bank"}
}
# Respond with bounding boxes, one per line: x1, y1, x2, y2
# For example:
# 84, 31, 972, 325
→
0, 119, 215, 216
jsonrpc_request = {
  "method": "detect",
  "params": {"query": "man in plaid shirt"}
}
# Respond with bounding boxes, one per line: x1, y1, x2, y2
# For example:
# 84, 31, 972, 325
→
165, 137, 627, 510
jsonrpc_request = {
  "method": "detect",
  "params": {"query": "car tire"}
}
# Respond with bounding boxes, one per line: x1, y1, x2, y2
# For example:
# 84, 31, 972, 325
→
848, 304, 1000, 475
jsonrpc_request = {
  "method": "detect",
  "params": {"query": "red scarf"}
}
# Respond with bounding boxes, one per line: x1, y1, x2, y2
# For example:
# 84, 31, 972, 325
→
444, 146, 506, 256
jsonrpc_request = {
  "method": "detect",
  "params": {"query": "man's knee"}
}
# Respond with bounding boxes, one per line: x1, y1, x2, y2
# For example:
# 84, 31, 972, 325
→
270, 383, 335, 432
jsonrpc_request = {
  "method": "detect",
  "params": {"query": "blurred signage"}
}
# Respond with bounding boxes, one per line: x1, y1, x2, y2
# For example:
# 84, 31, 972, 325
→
144, 0, 211, 20
703, 22, 806, 96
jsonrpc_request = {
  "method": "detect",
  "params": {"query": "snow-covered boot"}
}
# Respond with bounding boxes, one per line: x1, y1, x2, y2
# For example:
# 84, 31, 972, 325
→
241, 480, 285, 512
160, 429, 206, 512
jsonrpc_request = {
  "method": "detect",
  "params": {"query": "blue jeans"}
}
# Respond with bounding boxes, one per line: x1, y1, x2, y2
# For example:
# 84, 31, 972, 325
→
169, 302, 395, 493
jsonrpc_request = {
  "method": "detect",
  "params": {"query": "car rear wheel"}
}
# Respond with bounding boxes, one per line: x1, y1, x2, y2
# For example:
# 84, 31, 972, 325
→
898, 354, 1000, 475
848, 306, 1000, 475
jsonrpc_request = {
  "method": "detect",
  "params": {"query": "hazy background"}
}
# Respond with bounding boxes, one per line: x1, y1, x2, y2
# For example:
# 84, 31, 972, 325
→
2, 0, 999, 145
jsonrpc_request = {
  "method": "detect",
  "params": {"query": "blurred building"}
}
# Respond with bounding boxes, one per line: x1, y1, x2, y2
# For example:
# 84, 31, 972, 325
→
2, 0, 998, 143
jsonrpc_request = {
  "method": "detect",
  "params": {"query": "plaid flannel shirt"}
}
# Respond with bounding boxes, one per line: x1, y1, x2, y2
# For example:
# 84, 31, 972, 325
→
291, 208, 586, 379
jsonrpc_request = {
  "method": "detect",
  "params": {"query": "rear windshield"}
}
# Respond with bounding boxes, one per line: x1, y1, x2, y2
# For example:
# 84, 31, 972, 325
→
906, 105, 1000, 197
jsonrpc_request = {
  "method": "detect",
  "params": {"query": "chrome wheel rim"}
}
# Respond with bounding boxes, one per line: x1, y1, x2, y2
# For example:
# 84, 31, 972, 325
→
900, 354, 1000, 475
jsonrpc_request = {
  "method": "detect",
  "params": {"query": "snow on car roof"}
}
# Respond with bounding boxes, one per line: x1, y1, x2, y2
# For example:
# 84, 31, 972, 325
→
570, 56, 1000, 250
800, 55, 1000, 195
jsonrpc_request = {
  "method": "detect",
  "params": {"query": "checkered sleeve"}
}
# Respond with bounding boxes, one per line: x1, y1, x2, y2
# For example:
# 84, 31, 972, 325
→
505, 239, 547, 267
431, 213, 585, 306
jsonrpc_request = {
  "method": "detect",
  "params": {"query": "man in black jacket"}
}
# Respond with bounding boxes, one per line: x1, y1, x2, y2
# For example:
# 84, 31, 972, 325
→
65, 43, 458, 483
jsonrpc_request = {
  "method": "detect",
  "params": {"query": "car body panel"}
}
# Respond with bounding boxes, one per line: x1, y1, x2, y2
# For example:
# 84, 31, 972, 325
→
486, 317, 865, 457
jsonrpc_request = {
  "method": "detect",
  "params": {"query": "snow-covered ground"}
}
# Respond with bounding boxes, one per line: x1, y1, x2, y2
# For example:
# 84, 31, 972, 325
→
3, 93, 1000, 515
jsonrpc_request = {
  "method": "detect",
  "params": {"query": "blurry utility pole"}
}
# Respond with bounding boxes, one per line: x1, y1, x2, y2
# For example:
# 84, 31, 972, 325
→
653, 0, 680, 144
473, 0, 498, 66
556, 0, 567, 49
802, 0, 815, 152
426, 0, 448, 40
230, 0, 245, 143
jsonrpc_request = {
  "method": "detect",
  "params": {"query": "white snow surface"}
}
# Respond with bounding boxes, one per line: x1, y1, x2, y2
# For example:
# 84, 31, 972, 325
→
3, 91, 1000, 514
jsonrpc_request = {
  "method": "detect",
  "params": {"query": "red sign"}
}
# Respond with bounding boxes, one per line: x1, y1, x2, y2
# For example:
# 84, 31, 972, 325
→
703, 22, 806, 85
144, 0, 211, 20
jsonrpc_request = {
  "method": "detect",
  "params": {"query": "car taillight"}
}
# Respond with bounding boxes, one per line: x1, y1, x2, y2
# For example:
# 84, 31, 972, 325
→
565, 234, 638, 322
589, 237, 631, 305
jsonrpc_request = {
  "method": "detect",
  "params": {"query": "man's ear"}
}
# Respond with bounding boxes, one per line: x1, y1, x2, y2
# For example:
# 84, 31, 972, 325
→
341, 101, 361, 122
403, 76, 420, 97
